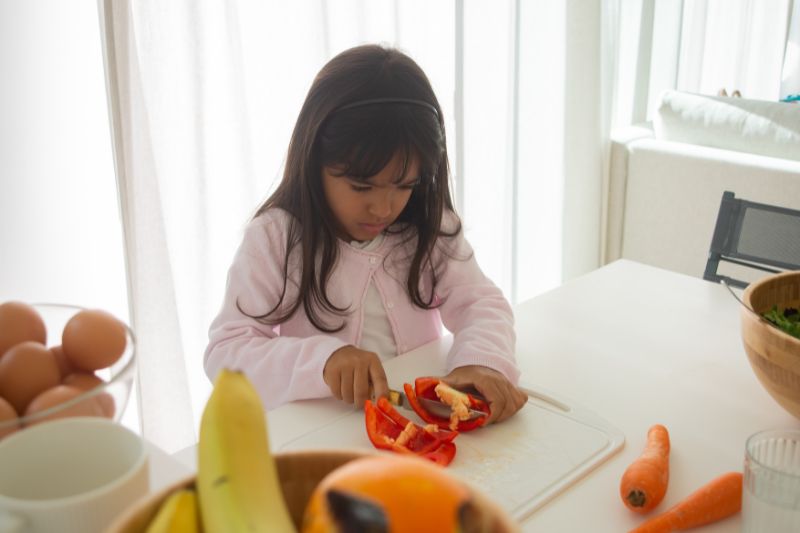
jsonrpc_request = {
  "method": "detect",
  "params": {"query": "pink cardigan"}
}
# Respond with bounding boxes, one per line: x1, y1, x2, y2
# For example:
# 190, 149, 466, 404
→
204, 208, 520, 409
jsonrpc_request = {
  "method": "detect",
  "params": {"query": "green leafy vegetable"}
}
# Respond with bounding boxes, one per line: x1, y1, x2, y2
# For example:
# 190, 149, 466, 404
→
762, 306, 800, 340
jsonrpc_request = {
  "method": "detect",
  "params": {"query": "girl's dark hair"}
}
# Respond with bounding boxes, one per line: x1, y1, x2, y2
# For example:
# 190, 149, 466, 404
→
244, 44, 461, 332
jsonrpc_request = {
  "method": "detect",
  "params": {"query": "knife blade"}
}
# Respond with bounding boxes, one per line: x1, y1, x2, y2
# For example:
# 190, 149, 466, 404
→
387, 388, 486, 421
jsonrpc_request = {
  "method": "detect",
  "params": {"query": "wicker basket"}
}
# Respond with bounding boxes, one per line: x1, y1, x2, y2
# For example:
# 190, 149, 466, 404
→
106, 449, 519, 532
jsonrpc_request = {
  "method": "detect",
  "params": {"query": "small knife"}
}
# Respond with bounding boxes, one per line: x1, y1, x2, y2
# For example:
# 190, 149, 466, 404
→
387, 388, 486, 421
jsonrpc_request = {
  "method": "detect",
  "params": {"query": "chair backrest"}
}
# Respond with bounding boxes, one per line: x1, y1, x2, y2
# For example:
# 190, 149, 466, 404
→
703, 191, 800, 289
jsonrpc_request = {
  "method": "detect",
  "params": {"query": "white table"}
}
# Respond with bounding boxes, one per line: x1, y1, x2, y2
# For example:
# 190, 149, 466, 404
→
511, 259, 798, 532
166, 259, 799, 531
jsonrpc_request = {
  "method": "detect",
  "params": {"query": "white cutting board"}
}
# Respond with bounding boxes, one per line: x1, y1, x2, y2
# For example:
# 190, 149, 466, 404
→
276, 383, 624, 521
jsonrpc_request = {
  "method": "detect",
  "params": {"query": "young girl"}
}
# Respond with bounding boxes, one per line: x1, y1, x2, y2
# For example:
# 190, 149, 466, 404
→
205, 44, 527, 424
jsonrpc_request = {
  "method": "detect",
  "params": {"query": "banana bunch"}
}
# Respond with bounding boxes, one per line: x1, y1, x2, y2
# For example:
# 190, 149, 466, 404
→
197, 369, 295, 532
142, 369, 296, 532
145, 489, 200, 533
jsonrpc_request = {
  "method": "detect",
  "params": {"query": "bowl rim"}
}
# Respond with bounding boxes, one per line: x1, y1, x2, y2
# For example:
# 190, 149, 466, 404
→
0, 417, 147, 505
0, 303, 136, 430
742, 271, 800, 347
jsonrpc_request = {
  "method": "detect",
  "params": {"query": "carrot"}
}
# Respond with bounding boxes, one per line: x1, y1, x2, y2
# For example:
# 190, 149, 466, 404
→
628, 472, 743, 533
620, 424, 671, 513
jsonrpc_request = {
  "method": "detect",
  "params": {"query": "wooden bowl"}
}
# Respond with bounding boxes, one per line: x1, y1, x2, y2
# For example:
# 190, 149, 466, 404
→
106, 449, 519, 532
741, 271, 800, 419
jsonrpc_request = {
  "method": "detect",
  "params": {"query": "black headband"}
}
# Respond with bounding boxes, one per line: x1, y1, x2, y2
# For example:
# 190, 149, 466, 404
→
334, 97, 439, 118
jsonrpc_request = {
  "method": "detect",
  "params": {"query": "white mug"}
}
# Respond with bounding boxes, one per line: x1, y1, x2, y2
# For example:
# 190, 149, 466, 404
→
0, 417, 149, 533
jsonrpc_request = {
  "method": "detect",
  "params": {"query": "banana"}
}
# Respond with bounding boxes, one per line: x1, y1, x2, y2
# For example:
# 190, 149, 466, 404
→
197, 369, 296, 532
145, 488, 200, 533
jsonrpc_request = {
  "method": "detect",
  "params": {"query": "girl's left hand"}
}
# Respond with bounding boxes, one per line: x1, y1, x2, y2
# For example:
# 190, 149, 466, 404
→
441, 365, 527, 425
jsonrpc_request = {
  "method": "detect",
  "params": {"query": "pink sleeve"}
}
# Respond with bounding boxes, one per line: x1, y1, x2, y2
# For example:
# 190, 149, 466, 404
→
435, 223, 521, 384
203, 217, 347, 410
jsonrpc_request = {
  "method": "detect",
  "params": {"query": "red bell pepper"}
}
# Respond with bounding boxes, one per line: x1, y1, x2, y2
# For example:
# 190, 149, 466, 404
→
363, 397, 458, 466
403, 377, 490, 432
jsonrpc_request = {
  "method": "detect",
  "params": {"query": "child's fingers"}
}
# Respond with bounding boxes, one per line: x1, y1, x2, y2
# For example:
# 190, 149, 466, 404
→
368, 359, 390, 400
440, 365, 527, 424
477, 381, 505, 424
514, 387, 528, 409
495, 389, 519, 424
493, 385, 528, 423
353, 364, 371, 407
340, 369, 355, 404
439, 372, 470, 391
324, 367, 343, 400
469, 377, 521, 424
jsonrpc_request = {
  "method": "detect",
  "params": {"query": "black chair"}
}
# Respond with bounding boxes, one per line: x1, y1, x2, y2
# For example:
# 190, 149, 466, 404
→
703, 190, 800, 289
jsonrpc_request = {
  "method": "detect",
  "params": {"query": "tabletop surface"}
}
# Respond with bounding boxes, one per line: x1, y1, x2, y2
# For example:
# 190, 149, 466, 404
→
166, 259, 799, 531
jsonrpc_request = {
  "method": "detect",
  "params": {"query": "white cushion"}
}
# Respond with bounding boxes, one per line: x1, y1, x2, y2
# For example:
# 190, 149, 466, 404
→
654, 90, 800, 162
619, 138, 800, 278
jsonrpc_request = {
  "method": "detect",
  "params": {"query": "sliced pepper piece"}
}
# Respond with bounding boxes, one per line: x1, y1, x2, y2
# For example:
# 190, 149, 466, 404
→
377, 396, 457, 454
422, 441, 456, 466
404, 378, 490, 432
364, 398, 458, 466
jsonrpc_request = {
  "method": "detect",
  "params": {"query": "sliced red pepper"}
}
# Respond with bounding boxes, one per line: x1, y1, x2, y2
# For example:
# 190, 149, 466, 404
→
404, 378, 490, 432
363, 398, 458, 466
377, 397, 457, 454
421, 441, 456, 466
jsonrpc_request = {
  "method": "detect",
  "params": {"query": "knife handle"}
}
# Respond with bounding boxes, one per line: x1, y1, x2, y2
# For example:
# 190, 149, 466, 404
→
368, 385, 404, 406
387, 388, 404, 407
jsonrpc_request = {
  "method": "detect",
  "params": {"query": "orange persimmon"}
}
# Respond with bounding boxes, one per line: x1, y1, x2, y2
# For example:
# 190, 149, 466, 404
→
301, 454, 470, 532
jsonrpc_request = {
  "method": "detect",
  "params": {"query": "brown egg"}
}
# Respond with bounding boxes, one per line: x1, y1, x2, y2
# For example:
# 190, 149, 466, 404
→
63, 372, 104, 391
24, 385, 106, 426
0, 301, 47, 359
62, 309, 127, 371
63, 372, 115, 418
0, 341, 60, 414
0, 396, 19, 439
50, 345, 75, 379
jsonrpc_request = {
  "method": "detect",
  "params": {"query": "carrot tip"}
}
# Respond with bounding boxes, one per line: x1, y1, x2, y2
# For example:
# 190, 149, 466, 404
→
626, 490, 647, 507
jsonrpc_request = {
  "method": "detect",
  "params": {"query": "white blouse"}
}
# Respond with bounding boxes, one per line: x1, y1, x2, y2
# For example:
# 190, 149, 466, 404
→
350, 234, 397, 361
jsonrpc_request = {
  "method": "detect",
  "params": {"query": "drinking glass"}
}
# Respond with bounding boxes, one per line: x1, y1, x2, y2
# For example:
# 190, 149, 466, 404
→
742, 429, 800, 532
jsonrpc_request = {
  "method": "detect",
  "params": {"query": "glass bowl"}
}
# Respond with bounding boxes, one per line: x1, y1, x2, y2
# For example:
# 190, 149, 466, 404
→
0, 303, 136, 439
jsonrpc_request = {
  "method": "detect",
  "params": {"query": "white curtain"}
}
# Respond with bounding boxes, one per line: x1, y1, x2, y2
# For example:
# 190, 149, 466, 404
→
99, 0, 616, 452
610, 0, 795, 128
0, 1, 136, 429
677, 0, 794, 100
783, 0, 800, 98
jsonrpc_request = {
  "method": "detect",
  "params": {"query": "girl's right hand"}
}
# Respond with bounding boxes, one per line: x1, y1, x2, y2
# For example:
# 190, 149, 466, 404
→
323, 345, 389, 407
